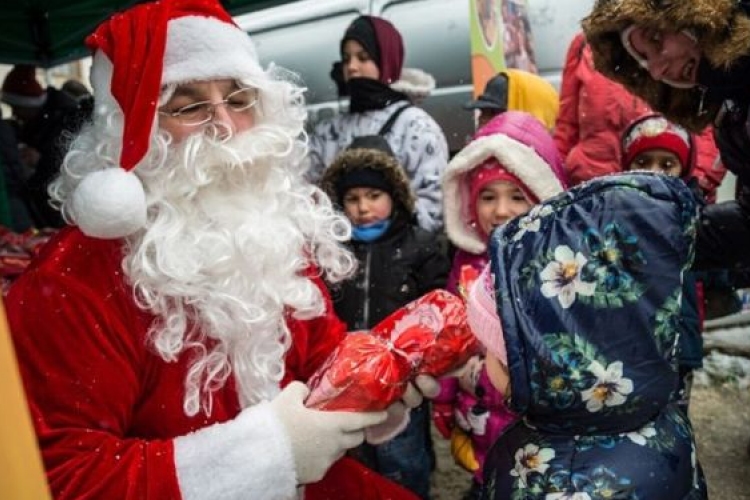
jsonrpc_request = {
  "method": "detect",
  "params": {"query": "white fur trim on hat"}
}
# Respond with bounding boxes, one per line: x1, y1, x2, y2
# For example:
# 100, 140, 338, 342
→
70, 169, 147, 239
162, 16, 262, 86
442, 134, 564, 254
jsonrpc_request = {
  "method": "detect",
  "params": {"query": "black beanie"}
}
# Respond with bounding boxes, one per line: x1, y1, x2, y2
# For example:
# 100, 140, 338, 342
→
334, 135, 396, 202
335, 168, 393, 203
341, 16, 380, 68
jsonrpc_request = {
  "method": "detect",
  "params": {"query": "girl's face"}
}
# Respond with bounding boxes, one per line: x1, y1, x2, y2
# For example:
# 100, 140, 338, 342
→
341, 40, 381, 82
627, 27, 701, 87
343, 187, 393, 225
475, 180, 533, 236
627, 150, 683, 177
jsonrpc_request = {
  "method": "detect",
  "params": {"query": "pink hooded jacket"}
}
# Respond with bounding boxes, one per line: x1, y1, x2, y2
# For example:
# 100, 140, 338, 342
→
437, 111, 568, 483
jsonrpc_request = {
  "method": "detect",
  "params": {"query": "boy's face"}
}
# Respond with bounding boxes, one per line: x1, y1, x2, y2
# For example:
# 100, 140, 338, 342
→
343, 187, 393, 226
627, 149, 683, 177
475, 180, 533, 237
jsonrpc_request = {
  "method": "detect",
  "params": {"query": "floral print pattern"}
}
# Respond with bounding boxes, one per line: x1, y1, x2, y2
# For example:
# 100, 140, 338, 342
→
539, 245, 597, 309
580, 361, 634, 412
481, 175, 706, 499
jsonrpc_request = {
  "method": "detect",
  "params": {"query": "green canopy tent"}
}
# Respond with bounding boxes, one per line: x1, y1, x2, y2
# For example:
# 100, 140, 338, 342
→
0, 0, 296, 68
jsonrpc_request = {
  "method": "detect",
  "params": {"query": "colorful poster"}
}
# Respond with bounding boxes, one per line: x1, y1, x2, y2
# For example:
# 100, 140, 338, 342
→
469, 0, 537, 97
502, 0, 537, 73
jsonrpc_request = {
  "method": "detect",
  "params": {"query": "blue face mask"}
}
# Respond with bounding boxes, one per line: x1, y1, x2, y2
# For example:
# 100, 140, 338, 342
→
351, 219, 392, 242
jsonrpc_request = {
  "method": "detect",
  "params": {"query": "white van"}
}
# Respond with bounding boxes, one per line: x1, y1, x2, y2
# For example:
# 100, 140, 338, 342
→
235, 0, 595, 154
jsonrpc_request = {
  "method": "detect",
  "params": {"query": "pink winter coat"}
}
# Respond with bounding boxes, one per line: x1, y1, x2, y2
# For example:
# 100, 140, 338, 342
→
555, 32, 726, 202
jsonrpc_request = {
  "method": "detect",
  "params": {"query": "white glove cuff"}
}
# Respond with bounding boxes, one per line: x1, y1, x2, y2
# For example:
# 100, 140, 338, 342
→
174, 402, 297, 500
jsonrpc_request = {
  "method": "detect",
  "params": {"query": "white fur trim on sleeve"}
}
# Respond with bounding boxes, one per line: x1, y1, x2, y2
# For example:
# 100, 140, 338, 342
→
174, 401, 297, 500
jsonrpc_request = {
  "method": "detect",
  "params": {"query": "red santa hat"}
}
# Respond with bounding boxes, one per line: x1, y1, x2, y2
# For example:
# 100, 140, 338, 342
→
621, 113, 694, 178
70, 0, 263, 239
1, 65, 47, 108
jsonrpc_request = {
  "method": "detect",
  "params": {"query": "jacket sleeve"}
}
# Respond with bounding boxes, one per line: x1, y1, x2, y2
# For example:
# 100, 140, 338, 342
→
8, 270, 298, 500
694, 195, 750, 270
692, 126, 727, 203
415, 232, 451, 296
284, 273, 347, 383
554, 32, 586, 166
395, 110, 449, 233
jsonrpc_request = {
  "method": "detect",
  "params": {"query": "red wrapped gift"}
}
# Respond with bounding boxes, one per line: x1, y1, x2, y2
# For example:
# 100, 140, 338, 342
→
305, 332, 415, 411
306, 290, 479, 411
372, 289, 479, 377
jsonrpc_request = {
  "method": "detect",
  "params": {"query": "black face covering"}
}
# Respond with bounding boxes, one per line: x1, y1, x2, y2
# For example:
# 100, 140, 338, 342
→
347, 77, 408, 113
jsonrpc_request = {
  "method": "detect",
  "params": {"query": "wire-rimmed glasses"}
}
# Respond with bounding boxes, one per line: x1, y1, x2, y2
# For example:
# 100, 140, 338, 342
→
159, 87, 259, 126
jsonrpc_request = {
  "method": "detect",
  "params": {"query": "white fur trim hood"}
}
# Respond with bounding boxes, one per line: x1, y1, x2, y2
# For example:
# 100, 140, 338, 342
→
390, 68, 435, 103
442, 134, 564, 254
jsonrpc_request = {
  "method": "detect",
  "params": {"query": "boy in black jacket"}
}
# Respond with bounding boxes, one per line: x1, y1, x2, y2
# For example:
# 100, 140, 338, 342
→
321, 135, 450, 499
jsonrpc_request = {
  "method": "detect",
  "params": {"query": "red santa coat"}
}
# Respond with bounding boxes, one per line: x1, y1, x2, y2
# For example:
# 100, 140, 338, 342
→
554, 32, 726, 202
5, 227, 416, 500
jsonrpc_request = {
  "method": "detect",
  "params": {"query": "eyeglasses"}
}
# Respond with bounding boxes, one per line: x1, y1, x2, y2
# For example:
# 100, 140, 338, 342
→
159, 87, 259, 126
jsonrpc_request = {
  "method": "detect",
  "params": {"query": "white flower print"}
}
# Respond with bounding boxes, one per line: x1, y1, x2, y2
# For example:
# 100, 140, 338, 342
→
510, 443, 555, 486
581, 361, 634, 412
625, 422, 657, 446
546, 493, 592, 500
540, 245, 596, 309
512, 205, 553, 241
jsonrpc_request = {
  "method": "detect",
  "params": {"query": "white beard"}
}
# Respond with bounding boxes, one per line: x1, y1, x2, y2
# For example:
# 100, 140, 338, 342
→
123, 125, 354, 416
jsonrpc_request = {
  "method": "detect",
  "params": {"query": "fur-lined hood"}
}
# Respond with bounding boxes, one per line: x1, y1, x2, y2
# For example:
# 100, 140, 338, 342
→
442, 111, 567, 255
390, 67, 436, 104
321, 147, 416, 214
583, 0, 750, 131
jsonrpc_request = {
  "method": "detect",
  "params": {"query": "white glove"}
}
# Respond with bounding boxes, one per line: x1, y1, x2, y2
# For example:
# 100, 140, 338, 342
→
365, 374, 440, 445
271, 381, 387, 485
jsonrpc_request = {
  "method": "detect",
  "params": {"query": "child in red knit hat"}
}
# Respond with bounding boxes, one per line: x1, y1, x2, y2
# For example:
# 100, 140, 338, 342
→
621, 112, 707, 416
621, 113, 695, 179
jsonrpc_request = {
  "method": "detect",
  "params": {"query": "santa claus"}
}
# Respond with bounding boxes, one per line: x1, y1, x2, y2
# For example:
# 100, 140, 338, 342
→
5, 0, 432, 499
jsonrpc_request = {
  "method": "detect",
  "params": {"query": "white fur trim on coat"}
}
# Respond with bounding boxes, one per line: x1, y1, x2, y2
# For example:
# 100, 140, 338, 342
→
174, 401, 297, 500
163, 16, 262, 85
442, 134, 564, 254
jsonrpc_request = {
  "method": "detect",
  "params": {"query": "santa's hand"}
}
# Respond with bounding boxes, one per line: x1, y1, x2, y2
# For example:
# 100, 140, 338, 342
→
271, 381, 387, 484
365, 375, 440, 444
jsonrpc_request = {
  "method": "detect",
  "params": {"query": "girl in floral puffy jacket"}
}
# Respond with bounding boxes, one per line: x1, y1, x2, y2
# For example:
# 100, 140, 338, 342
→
435, 111, 568, 498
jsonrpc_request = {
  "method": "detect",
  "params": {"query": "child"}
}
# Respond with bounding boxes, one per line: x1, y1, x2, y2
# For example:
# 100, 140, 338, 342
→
471, 173, 706, 498
435, 111, 568, 499
321, 135, 450, 499
621, 114, 707, 416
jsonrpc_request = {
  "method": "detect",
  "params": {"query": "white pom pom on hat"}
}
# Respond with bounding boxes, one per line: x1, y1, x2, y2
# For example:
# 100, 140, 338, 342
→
71, 169, 147, 239
71, 0, 260, 239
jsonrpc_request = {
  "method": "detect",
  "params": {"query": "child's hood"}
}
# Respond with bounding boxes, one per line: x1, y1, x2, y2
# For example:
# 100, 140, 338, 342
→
583, 0, 750, 131
442, 111, 567, 255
